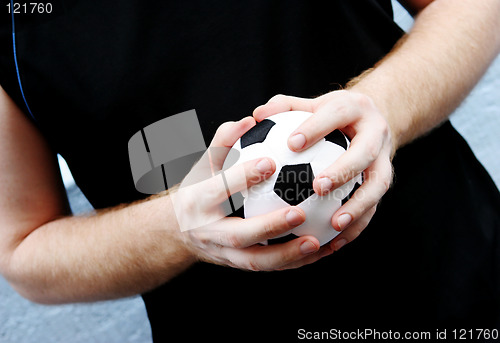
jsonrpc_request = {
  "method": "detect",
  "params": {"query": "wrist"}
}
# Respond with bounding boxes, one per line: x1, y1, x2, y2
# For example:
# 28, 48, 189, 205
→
344, 85, 400, 158
154, 194, 198, 267
380, 109, 400, 160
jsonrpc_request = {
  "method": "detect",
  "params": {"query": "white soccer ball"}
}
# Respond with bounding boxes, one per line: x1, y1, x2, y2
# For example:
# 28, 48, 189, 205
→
224, 111, 362, 246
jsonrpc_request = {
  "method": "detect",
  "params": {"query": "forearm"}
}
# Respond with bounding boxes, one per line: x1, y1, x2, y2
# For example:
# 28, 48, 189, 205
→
4, 194, 194, 304
349, 0, 500, 153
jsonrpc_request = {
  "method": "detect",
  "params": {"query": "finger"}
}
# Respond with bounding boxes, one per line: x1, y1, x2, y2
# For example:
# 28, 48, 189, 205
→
175, 156, 276, 223
331, 154, 392, 231
210, 116, 256, 148
329, 205, 377, 252
208, 117, 256, 169
286, 91, 359, 152
223, 155, 277, 195
253, 94, 316, 122
203, 206, 306, 248
198, 156, 276, 205
278, 242, 334, 270
221, 235, 320, 271
313, 122, 388, 194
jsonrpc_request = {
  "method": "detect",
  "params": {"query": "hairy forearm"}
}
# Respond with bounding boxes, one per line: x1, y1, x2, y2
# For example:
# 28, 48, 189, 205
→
349, 0, 500, 153
4, 194, 194, 304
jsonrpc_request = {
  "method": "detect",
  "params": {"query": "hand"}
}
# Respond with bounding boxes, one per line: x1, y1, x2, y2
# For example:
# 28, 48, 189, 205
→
253, 90, 394, 252
172, 117, 329, 271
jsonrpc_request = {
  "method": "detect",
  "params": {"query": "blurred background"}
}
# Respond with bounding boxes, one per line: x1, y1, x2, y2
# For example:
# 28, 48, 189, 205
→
1, 2, 499, 342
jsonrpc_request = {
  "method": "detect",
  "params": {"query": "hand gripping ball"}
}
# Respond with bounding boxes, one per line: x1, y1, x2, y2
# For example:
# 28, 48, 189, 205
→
224, 111, 363, 246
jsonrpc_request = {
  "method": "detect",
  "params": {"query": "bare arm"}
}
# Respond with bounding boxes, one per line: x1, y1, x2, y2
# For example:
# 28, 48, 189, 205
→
253, 0, 500, 250
352, 0, 500, 152
0, 86, 320, 304
0, 86, 195, 303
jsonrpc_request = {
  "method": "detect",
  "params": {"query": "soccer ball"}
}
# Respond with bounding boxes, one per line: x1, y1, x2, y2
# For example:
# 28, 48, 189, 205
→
224, 111, 362, 246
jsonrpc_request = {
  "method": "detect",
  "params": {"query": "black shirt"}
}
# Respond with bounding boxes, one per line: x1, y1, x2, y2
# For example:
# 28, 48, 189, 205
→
1, 1, 499, 341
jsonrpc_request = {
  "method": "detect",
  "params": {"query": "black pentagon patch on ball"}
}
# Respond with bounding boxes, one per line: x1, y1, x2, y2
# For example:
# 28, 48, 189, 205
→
274, 163, 315, 206
342, 182, 361, 206
240, 119, 275, 148
325, 129, 348, 150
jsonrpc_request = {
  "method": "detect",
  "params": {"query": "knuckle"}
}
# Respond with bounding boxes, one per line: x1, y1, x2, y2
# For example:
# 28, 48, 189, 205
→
185, 230, 201, 248
365, 143, 380, 163
353, 224, 365, 238
281, 247, 298, 266
246, 258, 263, 272
262, 222, 276, 240
196, 232, 211, 247
344, 168, 357, 185
349, 185, 364, 204
368, 120, 391, 147
215, 230, 228, 246
182, 195, 197, 214
333, 103, 351, 122
334, 89, 349, 97
269, 94, 287, 103
264, 216, 288, 239
353, 190, 375, 214
205, 174, 227, 202
258, 214, 286, 240
372, 116, 389, 137
379, 118, 389, 136
227, 232, 243, 249
205, 181, 220, 200
215, 121, 234, 137
345, 89, 359, 103
355, 92, 373, 109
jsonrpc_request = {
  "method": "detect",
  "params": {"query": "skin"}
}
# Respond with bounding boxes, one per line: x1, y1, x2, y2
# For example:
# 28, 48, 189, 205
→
0, 0, 499, 303
254, 0, 500, 253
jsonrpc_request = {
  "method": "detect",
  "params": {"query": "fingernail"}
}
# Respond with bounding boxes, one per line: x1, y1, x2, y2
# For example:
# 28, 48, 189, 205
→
337, 213, 352, 229
286, 208, 304, 226
317, 177, 333, 194
300, 241, 318, 255
256, 159, 272, 173
334, 238, 347, 251
288, 134, 306, 151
